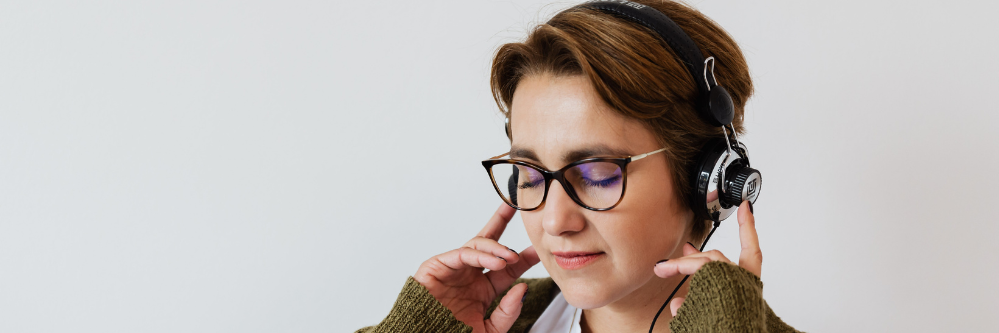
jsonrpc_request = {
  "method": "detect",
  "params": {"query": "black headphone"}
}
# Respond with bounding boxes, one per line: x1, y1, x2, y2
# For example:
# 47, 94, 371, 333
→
503, 2, 762, 330
504, 0, 761, 223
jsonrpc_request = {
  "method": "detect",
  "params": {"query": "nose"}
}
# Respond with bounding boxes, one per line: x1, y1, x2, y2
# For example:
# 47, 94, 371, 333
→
541, 180, 586, 237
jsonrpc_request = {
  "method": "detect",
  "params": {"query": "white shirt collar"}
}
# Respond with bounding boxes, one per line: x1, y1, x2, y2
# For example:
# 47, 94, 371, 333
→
528, 291, 583, 333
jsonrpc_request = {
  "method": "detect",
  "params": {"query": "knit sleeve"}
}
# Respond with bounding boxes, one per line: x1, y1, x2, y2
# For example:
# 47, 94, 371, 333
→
669, 261, 802, 333
354, 277, 473, 333
356, 276, 558, 333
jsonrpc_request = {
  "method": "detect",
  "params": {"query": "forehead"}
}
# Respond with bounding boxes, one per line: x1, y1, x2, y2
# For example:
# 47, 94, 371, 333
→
509, 75, 658, 169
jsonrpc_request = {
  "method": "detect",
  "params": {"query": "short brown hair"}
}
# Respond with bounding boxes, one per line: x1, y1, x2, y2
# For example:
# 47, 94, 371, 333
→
490, 0, 753, 241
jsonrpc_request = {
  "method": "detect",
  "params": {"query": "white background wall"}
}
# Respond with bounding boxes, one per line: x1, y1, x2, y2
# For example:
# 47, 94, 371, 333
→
2, 0, 997, 332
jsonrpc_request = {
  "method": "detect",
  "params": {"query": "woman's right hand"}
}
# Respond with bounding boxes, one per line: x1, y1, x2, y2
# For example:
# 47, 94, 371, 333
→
413, 203, 541, 333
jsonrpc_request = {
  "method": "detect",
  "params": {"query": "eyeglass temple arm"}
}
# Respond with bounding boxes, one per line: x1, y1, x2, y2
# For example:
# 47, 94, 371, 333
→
630, 147, 668, 162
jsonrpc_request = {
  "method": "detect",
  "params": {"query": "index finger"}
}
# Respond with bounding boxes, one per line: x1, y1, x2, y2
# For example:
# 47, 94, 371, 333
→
477, 203, 517, 241
486, 245, 540, 294
737, 200, 762, 277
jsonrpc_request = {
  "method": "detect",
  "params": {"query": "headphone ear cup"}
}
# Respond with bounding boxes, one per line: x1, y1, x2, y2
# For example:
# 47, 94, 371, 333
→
706, 85, 735, 126
691, 138, 753, 222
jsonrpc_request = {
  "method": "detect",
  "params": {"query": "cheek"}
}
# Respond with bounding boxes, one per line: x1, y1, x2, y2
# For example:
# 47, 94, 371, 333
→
600, 215, 675, 267
631, 226, 679, 266
603, 174, 689, 264
521, 211, 545, 246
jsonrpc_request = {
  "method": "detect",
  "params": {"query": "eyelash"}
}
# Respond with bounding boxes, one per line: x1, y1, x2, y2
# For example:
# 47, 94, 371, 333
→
519, 179, 544, 189
581, 174, 621, 188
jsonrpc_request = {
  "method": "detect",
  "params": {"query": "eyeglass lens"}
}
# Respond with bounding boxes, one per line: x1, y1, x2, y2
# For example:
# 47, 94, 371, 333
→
489, 161, 624, 210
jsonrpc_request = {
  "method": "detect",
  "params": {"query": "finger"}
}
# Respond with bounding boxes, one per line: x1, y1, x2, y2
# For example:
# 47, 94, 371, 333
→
486, 246, 540, 294
737, 200, 763, 277
673, 249, 732, 264
654, 256, 713, 278
669, 297, 685, 317
435, 247, 509, 275
683, 242, 700, 256
484, 283, 528, 333
477, 203, 517, 241
463, 237, 521, 264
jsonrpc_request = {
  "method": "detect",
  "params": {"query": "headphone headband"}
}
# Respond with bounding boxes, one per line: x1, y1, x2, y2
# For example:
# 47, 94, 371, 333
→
580, 0, 733, 126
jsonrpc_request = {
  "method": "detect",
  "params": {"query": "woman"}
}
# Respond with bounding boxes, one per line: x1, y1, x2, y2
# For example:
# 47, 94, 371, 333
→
357, 1, 800, 332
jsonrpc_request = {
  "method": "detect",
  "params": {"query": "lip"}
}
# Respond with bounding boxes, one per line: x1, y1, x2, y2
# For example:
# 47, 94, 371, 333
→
552, 251, 605, 270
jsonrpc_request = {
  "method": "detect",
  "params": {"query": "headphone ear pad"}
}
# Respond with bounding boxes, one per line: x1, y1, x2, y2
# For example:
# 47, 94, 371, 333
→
689, 138, 727, 221
707, 86, 735, 126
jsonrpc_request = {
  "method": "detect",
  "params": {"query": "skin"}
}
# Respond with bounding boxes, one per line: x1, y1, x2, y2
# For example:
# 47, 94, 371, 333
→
413, 74, 763, 333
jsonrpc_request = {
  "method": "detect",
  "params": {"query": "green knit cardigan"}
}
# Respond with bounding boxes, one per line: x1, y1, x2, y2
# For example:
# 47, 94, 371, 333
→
357, 261, 801, 332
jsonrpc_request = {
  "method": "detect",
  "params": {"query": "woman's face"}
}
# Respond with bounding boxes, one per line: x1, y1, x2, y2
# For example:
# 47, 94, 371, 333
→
510, 75, 692, 309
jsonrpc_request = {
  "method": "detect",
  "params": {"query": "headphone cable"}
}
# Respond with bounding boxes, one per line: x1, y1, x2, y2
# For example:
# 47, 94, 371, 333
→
648, 219, 720, 333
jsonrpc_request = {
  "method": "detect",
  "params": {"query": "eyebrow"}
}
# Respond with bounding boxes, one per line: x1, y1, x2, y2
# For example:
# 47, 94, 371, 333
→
509, 145, 635, 166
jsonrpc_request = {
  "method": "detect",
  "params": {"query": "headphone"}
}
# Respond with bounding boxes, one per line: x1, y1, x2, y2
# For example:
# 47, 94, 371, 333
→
502, 1, 762, 331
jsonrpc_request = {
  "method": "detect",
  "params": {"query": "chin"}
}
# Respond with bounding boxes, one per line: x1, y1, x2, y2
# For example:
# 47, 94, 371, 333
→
551, 274, 618, 309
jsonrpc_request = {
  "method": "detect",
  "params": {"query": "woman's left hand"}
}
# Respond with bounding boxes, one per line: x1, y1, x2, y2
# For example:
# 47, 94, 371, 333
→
653, 200, 762, 317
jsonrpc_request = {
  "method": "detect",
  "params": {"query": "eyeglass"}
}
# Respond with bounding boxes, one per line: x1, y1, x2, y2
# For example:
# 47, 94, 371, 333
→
481, 147, 668, 211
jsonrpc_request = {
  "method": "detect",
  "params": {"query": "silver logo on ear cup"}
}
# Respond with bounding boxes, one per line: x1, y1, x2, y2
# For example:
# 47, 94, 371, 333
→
741, 172, 761, 204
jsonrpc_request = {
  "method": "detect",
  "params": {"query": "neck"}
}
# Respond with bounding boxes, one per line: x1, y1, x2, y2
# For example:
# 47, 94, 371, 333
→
579, 272, 688, 333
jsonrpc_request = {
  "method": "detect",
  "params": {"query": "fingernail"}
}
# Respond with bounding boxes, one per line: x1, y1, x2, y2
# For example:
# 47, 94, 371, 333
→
521, 285, 529, 303
506, 247, 518, 255
497, 256, 507, 262
686, 242, 695, 248
656, 259, 669, 266
748, 201, 754, 214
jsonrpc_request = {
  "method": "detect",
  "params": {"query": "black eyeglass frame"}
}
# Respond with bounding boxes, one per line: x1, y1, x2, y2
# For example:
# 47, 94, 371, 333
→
481, 147, 667, 211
